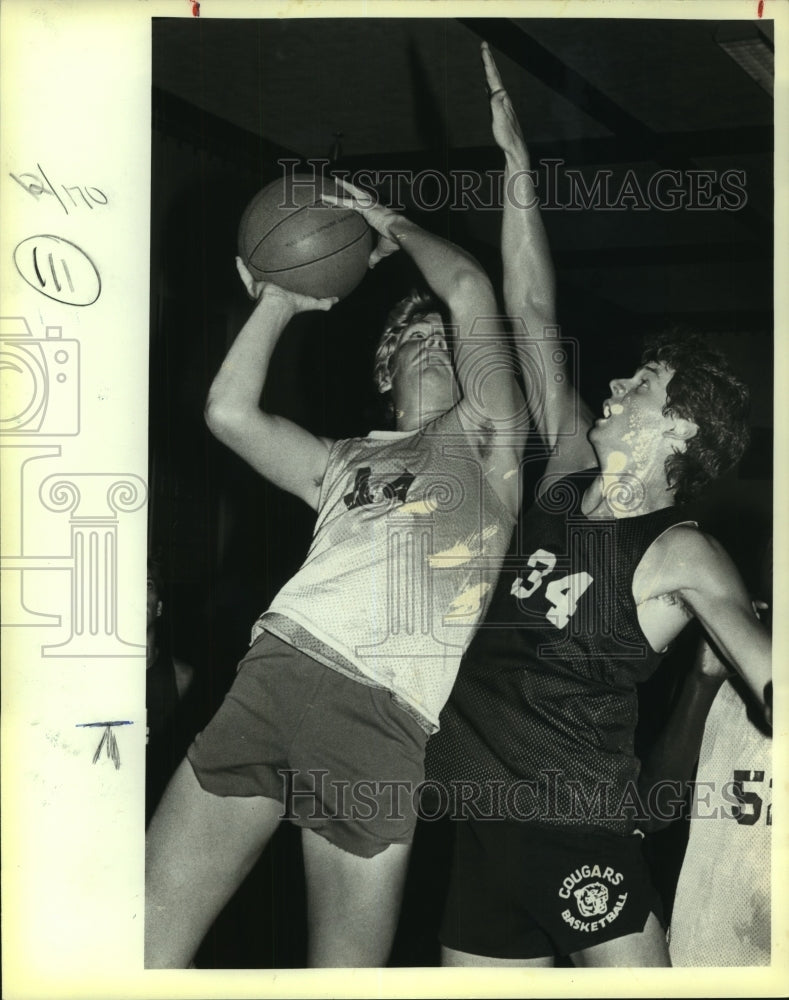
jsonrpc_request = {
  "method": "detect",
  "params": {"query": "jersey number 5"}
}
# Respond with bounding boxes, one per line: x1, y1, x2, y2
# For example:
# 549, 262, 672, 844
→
510, 548, 594, 629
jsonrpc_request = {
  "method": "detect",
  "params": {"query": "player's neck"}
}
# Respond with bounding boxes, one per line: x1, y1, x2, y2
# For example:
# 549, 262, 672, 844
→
394, 405, 446, 432
392, 385, 453, 432
584, 466, 675, 519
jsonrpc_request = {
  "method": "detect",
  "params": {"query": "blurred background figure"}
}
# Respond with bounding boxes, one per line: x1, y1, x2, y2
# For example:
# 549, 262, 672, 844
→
146, 557, 197, 824
665, 537, 772, 966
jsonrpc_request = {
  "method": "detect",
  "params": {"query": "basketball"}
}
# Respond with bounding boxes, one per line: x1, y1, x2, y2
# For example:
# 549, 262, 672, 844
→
238, 174, 374, 300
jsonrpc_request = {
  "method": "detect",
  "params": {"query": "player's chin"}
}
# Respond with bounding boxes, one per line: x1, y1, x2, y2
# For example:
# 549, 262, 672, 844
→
422, 361, 455, 386
413, 356, 451, 382
587, 420, 607, 444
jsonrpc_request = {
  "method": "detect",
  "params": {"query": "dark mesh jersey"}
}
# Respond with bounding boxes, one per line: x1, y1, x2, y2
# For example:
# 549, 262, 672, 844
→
427, 469, 692, 835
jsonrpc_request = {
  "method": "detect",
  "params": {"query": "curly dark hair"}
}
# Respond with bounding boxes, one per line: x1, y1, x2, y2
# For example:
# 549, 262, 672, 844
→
641, 329, 750, 504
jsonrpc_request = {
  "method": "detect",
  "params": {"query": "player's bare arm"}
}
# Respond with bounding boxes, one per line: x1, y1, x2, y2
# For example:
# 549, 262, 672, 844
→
634, 524, 771, 715
204, 261, 337, 509
483, 42, 596, 478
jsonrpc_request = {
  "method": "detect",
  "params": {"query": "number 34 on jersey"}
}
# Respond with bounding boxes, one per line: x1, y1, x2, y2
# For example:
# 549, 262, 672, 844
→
510, 548, 593, 630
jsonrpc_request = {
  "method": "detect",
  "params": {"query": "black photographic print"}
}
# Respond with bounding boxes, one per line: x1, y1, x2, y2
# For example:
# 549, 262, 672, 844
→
1, 3, 784, 999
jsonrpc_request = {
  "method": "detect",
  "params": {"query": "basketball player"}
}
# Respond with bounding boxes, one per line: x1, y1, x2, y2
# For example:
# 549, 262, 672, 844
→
640, 540, 773, 964
430, 43, 772, 968
145, 182, 526, 967
666, 640, 772, 965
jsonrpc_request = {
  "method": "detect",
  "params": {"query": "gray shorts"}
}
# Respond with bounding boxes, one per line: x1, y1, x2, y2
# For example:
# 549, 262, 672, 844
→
187, 631, 428, 858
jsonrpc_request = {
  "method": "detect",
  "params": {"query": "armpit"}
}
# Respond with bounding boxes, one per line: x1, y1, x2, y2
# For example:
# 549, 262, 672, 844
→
636, 591, 693, 653
475, 419, 496, 460
658, 589, 692, 615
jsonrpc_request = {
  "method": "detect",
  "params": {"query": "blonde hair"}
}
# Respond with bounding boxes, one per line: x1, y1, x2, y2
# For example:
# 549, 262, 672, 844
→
373, 289, 444, 394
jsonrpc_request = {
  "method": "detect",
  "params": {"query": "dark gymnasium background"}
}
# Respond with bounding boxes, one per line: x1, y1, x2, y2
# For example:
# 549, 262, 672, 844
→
148, 17, 773, 968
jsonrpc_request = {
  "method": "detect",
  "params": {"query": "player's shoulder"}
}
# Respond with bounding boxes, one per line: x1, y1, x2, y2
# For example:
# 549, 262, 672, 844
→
651, 521, 721, 560
645, 522, 731, 591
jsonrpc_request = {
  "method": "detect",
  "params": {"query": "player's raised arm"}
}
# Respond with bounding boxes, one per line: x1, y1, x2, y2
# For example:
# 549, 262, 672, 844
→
482, 42, 596, 471
204, 260, 337, 509
323, 179, 523, 427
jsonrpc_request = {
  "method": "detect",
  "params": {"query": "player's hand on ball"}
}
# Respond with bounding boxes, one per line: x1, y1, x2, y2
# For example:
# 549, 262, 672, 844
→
235, 257, 338, 313
481, 42, 527, 163
321, 178, 400, 269
236, 256, 268, 300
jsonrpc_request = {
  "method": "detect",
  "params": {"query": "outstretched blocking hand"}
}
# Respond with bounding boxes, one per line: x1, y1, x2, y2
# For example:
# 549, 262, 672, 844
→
235, 256, 338, 313
320, 177, 401, 269
481, 41, 528, 165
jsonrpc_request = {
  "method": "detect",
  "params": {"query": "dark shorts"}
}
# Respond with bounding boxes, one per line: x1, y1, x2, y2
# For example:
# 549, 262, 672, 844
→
440, 818, 663, 959
187, 631, 428, 858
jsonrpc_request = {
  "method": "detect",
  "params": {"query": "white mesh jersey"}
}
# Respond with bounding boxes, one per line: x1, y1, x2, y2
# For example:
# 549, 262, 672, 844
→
252, 409, 515, 732
669, 680, 771, 966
